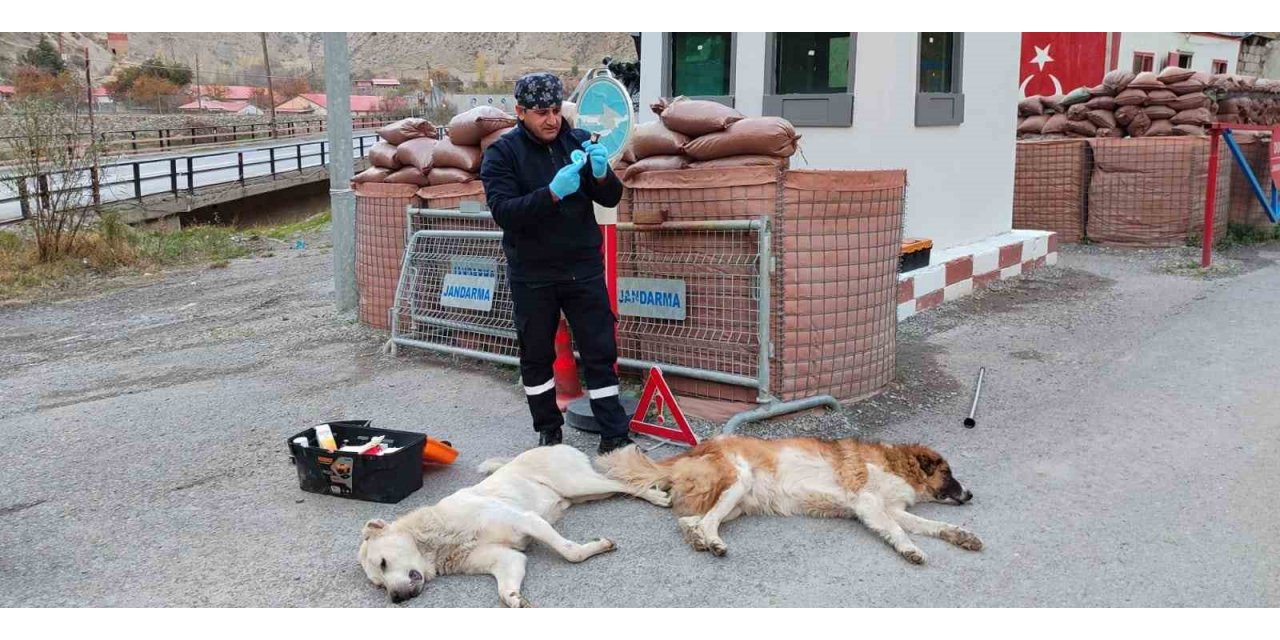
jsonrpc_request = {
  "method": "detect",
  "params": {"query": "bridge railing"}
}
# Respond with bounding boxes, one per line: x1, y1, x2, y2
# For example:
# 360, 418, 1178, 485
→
0, 133, 380, 221
0, 114, 401, 160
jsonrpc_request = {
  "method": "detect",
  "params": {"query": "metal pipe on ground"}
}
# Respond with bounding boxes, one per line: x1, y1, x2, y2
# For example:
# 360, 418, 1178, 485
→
964, 367, 986, 428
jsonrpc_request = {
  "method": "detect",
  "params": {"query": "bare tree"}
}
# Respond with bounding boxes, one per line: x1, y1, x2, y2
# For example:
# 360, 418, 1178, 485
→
0, 97, 110, 262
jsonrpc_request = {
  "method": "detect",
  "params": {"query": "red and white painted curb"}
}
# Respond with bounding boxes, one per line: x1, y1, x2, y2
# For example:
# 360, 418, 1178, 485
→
898, 230, 1059, 322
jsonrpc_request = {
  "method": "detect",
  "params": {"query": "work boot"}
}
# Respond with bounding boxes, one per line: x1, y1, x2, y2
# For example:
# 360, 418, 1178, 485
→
538, 428, 563, 447
597, 435, 634, 455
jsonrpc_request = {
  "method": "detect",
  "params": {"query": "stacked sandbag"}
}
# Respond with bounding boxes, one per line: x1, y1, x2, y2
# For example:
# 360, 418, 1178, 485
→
429, 106, 517, 185
1211, 75, 1280, 125
621, 119, 692, 180
385, 137, 438, 187
429, 138, 484, 185
623, 97, 799, 181
376, 117, 436, 145
355, 117, 444, 187
1019, 68, 1280, 141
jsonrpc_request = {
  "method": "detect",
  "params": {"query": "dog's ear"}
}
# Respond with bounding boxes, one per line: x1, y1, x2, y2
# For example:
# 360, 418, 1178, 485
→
915, 453, 939, 477
362, 519, 389, 540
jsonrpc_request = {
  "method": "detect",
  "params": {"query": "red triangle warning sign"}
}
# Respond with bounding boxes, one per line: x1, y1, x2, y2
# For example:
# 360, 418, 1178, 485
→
629, 367, 698, 446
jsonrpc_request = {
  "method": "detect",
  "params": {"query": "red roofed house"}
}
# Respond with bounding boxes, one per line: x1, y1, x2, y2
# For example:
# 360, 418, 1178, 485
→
107, 32, 129, 57
91, 86, 113, 106
177, 99, 262, 115
275, 93, 384, 115
184, 85, 255, 111
354, 78, 401, 96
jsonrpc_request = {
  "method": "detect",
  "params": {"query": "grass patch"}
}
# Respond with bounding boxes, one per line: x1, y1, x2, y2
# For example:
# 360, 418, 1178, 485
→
130, 225, 251, 264
1, 210, 331, 302
1191, 223, 1280, 251
254, 210, 331, 241
1217, 222, 1280, 250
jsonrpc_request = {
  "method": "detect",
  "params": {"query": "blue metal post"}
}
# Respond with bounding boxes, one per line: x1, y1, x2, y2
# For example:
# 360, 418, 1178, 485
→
1221, 129, 1278, 223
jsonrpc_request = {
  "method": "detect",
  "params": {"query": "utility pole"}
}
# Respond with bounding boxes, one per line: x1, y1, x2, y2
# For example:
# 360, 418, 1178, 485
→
84, 46, 100, 206
324, 32, 357, 314
195, 51, 203, 111
261, 32, 277, 138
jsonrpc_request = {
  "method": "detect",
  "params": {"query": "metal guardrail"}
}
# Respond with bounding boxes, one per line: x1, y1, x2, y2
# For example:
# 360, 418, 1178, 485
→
0, 115, 400, 156
0, 133, 380, 220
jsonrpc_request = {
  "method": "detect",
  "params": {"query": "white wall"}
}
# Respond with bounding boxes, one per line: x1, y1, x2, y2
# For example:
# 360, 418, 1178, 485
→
1118, 33, 1241, 74
639, 32, 1021, 252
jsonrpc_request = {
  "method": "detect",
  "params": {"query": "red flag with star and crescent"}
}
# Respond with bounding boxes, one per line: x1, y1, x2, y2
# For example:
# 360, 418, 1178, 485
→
1019, 33, 1108, 98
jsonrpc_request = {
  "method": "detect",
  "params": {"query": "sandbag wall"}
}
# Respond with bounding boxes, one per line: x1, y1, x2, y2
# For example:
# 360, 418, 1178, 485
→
615, 96, 799, 179
617, 165, 905, 404
1018, 69, 1280, 141
1012, 139, 1090, 243
1014, 137, 1256, 247
355, 182, 420, 330
1085, 138, 1230, 247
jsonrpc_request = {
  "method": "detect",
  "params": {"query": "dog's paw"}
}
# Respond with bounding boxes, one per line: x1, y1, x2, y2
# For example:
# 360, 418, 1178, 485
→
901, 548, 927, 565
942, 528, 984, 551
644, 489, 673, 508
502, 591, 535, 608
594, 537, 617, 553
707, 537, 728, 557
678, 517, 707, 551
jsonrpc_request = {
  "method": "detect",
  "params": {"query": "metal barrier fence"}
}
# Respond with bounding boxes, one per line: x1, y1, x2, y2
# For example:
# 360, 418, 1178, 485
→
387, 207, 784, 406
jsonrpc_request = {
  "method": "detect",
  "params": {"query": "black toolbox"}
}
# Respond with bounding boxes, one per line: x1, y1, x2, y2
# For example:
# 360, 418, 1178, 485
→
288, 420, 426, 503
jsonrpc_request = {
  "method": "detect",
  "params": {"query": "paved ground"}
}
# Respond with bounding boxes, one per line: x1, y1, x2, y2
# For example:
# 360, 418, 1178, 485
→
1, 241, 1278, 607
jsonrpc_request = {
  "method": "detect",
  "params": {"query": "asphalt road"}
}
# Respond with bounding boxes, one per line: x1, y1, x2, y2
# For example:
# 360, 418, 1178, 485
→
1, 243, 1276, 607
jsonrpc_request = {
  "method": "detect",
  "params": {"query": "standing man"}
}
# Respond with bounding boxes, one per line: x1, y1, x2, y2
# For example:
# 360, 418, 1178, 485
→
480, 72, 634, 454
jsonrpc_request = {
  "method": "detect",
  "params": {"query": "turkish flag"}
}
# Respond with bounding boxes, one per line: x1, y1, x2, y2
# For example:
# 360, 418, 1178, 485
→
1019, 33, 1108, 98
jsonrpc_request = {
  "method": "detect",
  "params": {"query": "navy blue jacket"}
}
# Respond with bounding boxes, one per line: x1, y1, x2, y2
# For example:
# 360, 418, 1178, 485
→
480, 119, 623, 283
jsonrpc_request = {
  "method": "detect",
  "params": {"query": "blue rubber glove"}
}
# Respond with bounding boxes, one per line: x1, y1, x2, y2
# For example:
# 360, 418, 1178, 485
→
583, 140, 609, 179
549, 159, 585, 200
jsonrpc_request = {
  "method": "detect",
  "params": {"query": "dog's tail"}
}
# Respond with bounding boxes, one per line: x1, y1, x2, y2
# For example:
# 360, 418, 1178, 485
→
476, 457, 512, 475
595, 445, 674, 492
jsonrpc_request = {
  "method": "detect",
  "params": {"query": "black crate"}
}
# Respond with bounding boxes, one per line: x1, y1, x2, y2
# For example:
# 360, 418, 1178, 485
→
288, 420, 426, 503
899, 242, 932, 273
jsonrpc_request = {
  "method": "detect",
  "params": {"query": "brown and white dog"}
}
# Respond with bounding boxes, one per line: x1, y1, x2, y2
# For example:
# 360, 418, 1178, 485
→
597, 435, 982, 564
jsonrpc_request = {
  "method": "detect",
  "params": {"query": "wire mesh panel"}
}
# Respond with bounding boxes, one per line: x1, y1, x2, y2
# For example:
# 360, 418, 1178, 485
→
391, 230, 519, 361
1012, 139, 1091, 243
618, 166, 905, 404
355, 183, 420, 330
621, 166, 783, 402
777, 170, 905, 403
1085, 138, 1230, 247
616, 223, 764, 395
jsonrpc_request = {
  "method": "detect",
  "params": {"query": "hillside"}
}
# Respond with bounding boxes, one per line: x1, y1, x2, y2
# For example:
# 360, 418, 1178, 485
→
0, 32, 638, 87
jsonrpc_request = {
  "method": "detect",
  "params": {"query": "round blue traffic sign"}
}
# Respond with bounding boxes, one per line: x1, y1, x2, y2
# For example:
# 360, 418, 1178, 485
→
574, 72, 634, 161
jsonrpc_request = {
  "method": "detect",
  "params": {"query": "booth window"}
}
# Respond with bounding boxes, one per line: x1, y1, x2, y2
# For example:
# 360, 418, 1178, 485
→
1133, 51, 1155, 73
664, 32, 735, 106
915, 32, 965, 127
763, 32, 856, 127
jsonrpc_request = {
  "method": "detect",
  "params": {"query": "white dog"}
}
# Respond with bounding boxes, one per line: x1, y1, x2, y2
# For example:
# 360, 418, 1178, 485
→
358, 444, 671, 606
